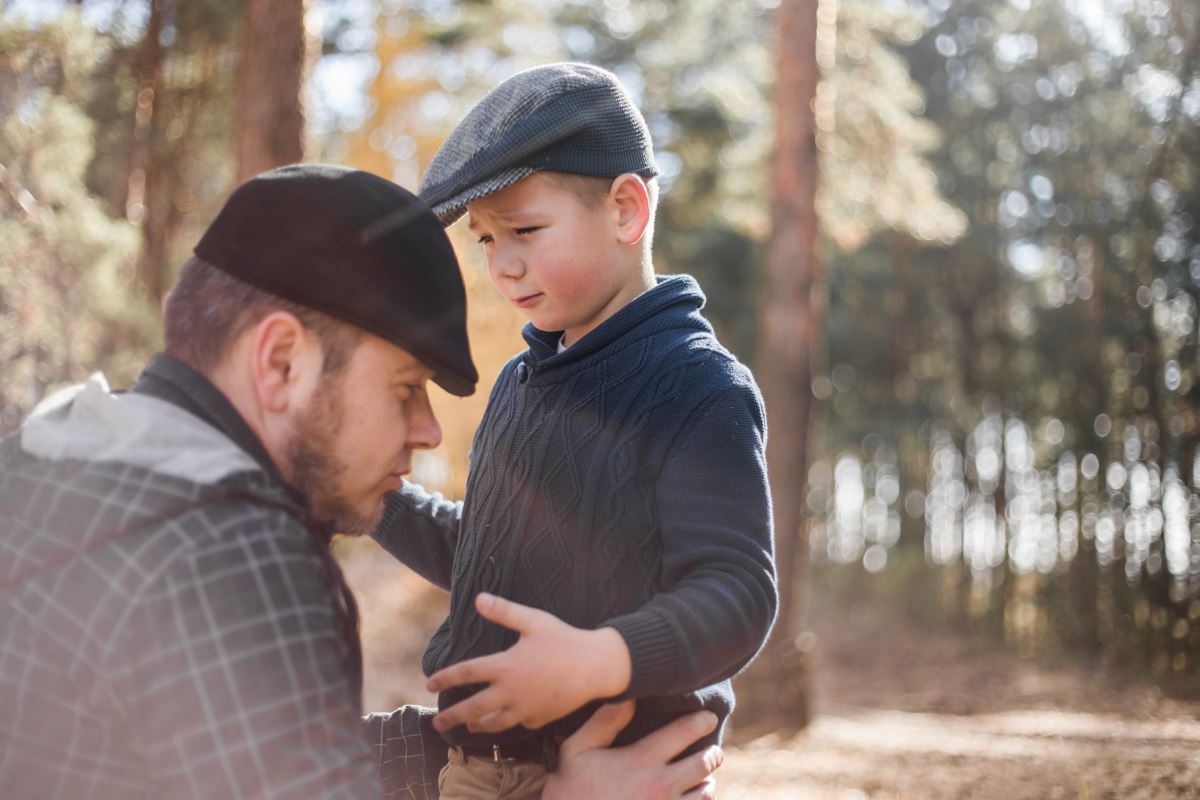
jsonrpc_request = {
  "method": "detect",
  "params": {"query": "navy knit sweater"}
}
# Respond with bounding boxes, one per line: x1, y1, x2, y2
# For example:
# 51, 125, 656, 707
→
373, 274, 777, 751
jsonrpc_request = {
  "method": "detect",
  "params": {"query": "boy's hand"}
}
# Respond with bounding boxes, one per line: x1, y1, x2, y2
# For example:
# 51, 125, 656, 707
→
426, 593, 633, 733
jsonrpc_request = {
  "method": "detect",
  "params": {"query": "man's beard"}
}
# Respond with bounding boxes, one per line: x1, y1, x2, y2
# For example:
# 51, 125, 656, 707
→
286, 379, 379, 537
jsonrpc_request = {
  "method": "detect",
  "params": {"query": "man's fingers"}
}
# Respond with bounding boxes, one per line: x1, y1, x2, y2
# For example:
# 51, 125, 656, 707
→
681, 776, 719, 800
474, 592, 548, 634
629, 710, 718, 765
426, 652, 504, 693
670, 745, 723, 794
432, 687, 506, 732
557, 700, 636, 761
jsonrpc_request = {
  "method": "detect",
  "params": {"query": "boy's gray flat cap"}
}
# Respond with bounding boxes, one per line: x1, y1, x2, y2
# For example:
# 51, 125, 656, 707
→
419, 62, 658, 226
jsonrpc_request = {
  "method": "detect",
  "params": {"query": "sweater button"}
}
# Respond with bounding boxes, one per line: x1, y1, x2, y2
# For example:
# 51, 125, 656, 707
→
516, 363, 529, 383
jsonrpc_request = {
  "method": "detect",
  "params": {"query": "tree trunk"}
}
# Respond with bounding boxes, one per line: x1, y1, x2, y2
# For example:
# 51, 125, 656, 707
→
235, 0, 307, 183
739, 0, 824, 729
127, 0, 167, 302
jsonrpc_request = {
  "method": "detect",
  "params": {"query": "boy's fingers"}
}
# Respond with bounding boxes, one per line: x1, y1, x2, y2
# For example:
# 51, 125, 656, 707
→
474, 592, 547, 634
629, 710, 718, 765
468, 707, 519, 734
432, 688, 506, 732
426, 652, 504, 692
557, 700, 636, 761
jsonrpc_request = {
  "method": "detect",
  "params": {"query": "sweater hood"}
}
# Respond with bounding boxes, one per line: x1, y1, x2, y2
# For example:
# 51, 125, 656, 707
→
1, 375, 274, 592
521, 273, 711, 370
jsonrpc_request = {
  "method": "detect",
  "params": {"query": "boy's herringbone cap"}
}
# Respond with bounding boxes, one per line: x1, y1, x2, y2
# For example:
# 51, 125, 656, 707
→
418, 62, 658, 226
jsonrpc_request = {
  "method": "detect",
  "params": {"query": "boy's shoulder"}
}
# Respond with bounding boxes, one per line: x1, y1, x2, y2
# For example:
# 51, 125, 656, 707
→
650, 318, 760, 394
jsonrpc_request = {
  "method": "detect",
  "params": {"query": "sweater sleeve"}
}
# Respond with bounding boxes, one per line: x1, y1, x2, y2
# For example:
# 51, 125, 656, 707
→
604, 382, 778, 699
370, 481, 462, 591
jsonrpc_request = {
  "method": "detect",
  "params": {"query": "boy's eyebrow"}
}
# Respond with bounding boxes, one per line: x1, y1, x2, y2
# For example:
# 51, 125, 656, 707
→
467, 211, 543, 233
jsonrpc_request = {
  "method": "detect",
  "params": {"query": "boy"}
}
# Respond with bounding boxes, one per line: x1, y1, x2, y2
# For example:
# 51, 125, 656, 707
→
372, 62, 777, 799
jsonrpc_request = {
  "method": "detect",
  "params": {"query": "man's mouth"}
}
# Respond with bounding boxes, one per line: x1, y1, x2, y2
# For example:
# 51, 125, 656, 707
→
383, 465, 409, 491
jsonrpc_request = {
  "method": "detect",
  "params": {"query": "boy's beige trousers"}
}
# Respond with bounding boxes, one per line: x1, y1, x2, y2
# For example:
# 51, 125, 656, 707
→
438, 746, 551, 800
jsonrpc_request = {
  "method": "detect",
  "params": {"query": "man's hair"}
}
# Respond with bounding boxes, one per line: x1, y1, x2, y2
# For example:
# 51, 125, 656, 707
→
163, 257, 362, 377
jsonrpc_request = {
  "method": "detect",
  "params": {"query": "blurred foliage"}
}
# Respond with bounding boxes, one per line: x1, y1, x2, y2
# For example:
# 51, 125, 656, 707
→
0, 10, 157, 432
818, 0, 966, 251
811, 0, 1200, 687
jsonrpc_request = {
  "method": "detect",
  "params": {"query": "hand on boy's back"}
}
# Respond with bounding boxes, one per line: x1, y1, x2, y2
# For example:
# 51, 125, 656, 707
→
546, 701, 722, 800
426, 592, 633, 733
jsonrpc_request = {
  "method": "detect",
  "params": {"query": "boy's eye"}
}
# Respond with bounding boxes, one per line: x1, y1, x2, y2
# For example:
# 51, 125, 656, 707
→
515, 226, 541, 236
477, 234, 494, 245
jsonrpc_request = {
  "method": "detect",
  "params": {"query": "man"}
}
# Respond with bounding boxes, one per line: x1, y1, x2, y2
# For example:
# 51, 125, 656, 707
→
0, 165, 721, 798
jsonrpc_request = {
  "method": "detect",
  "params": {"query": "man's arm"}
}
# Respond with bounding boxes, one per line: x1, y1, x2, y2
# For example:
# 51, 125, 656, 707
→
361, 705, 445, 799
111, 505, 377, 798
371, 480, 463, 590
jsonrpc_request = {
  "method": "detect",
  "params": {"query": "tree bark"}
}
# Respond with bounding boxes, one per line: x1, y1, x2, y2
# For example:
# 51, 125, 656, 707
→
127, 0, 167, 302
740, 0, 823, 728
235, 0, 307, 183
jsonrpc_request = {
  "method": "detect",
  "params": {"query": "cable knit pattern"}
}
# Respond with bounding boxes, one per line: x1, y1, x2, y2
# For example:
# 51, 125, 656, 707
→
373, 274, 777, 753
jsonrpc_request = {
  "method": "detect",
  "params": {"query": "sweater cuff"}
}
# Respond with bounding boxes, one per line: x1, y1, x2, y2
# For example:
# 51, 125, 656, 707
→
606, 610, 680, 700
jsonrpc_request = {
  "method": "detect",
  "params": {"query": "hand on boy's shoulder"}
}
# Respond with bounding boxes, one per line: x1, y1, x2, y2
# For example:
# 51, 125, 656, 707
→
425, 592, 632, 733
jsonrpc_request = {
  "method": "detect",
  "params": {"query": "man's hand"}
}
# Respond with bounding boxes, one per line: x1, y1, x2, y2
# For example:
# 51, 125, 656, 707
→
426, 593, 632, 733
545, 701, 722, 800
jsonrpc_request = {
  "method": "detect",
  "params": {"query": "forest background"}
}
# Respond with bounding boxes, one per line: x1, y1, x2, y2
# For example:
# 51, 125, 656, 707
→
3, 0, 1200, 751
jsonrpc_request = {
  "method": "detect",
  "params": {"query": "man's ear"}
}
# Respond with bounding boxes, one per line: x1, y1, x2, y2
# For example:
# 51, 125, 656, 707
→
248, 311, 322, 413
609, 173, 651, 246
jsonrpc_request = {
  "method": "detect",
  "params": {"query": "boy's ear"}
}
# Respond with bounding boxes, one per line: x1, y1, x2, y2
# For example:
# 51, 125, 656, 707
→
609, 173, 651, 246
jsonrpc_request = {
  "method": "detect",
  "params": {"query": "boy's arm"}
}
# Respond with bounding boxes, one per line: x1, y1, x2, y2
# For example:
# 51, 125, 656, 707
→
370, 481, 462, 591
426, 382, 777, 731
605, 382, 778, 698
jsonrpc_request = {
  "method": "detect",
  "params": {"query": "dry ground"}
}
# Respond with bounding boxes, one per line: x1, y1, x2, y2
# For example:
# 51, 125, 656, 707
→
338, 540, 1200, 799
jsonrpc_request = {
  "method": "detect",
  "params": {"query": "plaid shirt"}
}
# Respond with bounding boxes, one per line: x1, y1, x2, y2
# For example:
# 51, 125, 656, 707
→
0, 355, 442, 798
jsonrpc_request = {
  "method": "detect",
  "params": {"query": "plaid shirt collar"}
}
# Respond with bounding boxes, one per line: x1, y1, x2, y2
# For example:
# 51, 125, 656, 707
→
131, 353, 312, 514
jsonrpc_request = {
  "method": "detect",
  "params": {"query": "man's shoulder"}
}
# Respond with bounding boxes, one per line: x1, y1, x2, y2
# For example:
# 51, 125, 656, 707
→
19, 375, 260, 485
1, 429, 313, 599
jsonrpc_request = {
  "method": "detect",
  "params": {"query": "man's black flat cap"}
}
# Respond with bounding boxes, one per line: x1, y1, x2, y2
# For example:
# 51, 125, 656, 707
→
419, 62, 658, 226
195, 164, 477, 396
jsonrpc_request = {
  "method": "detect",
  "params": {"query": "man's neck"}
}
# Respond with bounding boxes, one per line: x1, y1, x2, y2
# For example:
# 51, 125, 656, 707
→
137, 353, 291, 491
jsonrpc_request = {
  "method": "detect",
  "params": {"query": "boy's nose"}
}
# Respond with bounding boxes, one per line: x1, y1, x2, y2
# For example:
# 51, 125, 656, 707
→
490, 245, 525, 279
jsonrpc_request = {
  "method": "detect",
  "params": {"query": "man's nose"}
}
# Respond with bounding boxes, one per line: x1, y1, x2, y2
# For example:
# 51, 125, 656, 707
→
407, 390, 443, 451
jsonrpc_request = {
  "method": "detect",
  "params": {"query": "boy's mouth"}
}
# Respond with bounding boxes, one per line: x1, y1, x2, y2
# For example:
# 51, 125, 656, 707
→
513, 292, 543, 308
